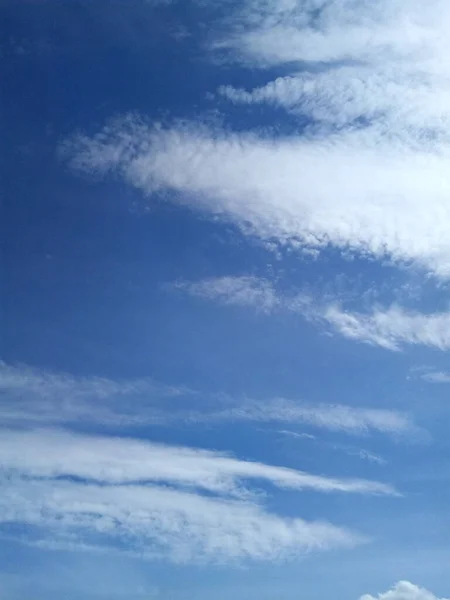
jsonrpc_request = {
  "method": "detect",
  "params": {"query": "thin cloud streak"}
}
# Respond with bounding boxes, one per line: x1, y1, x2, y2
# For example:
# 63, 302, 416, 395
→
176, 275, 450, 352
0, 362, 413, 435
320, 305, 450, 351
418, 371, 450, 383
197, 397, 413, 437
172, 276, 280, 314
0, 361, 188, 427
0, 429, 397, 496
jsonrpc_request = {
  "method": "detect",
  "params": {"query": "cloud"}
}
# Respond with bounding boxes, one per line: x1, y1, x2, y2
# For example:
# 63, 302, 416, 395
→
213, 0, 449, 67
319, 305, 450, 351
214, 0, 450, 122
276, 429, 387, 465
360, 581, 450, 600
0, 361, 188, 427
63, 116, 450, 278
0, 362, 413, 436
0, 428, 397, 496
418, 371, 450, 384
172, 276, 279, 313
0, 476, 361, 564
218, 66, 450, 134
0, 429, 369, 563
0, 360, 185, 402
199, 397, 413, 437
61, 0, 450, 278
174, 275, 450, 352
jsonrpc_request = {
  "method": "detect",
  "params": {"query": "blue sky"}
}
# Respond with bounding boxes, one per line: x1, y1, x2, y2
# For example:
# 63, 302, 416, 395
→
3, 1, 450, 599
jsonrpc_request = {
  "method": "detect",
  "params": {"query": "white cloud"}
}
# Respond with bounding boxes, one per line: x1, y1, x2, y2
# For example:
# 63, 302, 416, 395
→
276, 429, 387, 465
172, 276, 279, 313
214, 0, 450, 78
200, 397, 413, 437
0, 362, 413, 436
0, 360, 184, 402
0, 476, 361, 564
0, 428, 396, 496
63, 116, 450, 278
418, 371, 450, 384
0, 361, 187, 427
0, 428, 370, 563
174, 275, 450, 352
62, 0, 450, 278
319, 305, 450, 351
218, 64, 450, 134
360, 581, 450, 600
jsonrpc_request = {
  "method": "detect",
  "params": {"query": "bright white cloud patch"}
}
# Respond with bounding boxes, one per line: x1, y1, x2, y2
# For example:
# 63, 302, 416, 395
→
215, 0, 450, 68
0, 428, 369, 563
63, 118, 450, 277
360, 581, 450, 600
63, 0, 450, 278
218, 66, 450, 134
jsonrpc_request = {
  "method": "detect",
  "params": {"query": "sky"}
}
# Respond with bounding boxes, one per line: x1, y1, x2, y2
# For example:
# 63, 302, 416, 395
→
2, 0, 450, 598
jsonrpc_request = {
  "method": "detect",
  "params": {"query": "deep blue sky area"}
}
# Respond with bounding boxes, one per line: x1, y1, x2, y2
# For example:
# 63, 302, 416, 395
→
2, 2, 450, 600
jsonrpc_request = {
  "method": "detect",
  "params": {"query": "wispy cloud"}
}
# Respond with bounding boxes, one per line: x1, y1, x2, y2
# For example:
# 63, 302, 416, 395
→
212, 0, 450, 70
276, 430, 387, 466
319, 305, 450, 351
360, 581, 450, 600
0, 362, 413, 436
0, 360, 185, 401
0, 429, 396, 496
0, 361, 188, 427
215, 0, 450, 151
0, 428, 371, 563
61, 0, 450, 278
218, 65, 450, 135
174, 275, 450, 352
63, 115, 450, 277
171, 276, 280, 314
199, 397, 413, 437
0, 476, 362, 564
418, 370, 450, 384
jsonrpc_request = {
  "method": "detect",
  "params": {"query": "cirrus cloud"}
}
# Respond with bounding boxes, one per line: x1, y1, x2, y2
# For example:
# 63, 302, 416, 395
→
0, 361, 414, 436
0, 476, 362, 564
0, 428, 397, 497
0, 427, 372, 563
63, 116, 450, 278
62, 0, 450, 278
